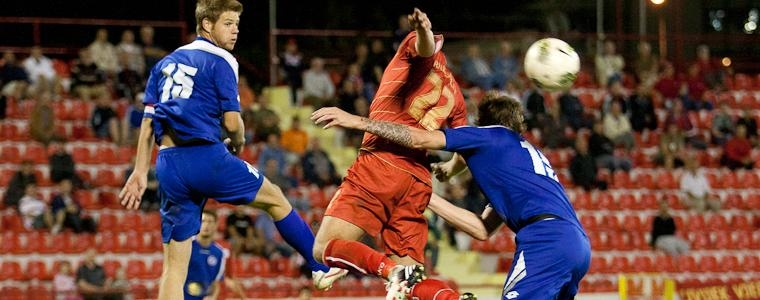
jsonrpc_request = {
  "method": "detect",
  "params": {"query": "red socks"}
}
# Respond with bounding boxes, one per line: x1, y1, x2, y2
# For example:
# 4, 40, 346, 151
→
410, 279, 460, 300
323, 239, 397, 278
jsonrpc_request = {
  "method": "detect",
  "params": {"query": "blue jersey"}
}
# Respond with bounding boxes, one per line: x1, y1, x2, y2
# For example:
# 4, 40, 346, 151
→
184, 239, 228, 299
443, 125, 582, 233
143, 37, 240, 145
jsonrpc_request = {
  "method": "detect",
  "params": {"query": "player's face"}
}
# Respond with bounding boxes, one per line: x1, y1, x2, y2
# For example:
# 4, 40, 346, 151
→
199, 213, 217, 238
210, 11, 240, 51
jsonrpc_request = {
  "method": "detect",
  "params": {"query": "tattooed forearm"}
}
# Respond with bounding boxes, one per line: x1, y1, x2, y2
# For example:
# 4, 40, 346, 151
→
360, 117, 414, 148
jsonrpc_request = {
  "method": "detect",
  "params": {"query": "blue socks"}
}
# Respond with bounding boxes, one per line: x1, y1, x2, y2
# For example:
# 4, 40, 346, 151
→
274, 209, 330, 272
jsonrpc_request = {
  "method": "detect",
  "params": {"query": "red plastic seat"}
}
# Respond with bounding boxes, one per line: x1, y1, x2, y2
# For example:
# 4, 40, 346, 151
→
27, 284, 52, 299
654, 255, 677, 272
579, 215, 598, 231
98, 213, 118, 232
0, 261, 25, 280
23, 231, 44, 253
140, 213, 162, 233
76, 190, 101, 210
25, 143, 48, 164
127, 260, 148, 279
66, 233, 95, 254
121, 212, 141, 232
608, 256, 631, 273
631, 255, 654, 272
572, 191, 592, 210
686, 215, 706, 232
724, 194, 745, 210
655, 171, 677, 189
1, 144, 22, 164
40, 231, 70, 254
26, 260, 49, 280
618, 194, 638, 210
713, 230, 733, 249
2, 214, 25, 233
98, 191, 121, 209
97, 232, 121, 253
596, 192, 617, 210
271, 257, 299, 277
95, 147, 120, 164
719, 255, 740, 273
94, 169, 121, 187
1, 286, 25, 300
599, 215, 620, 231
123, 231, 143, 253
621, 215, 646, 232
741, 255, 760, 272
247, 257, 274, 277
699, 255, 719, 272
706, 214, 728, 231
690, 232, 711, 250
145, 260, 162, 280
733, 230, 753, 249
676, 255, 698, 272
71, 146, 92, 163
102, 260, 122, 278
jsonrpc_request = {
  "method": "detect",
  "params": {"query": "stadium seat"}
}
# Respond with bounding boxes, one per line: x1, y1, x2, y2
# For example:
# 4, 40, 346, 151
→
698, 255, 719, 273
690, 232, 711, 250
97, 232, 121, 253
572, 191, 592, 210
738, 171, 760, 188
719, 255, 740, 273
631, 255, 655, 272
76, 190, 101, 210
98, 191, 120, 209
71, 146, 91, 163
1, 286, 25, 300
0, 261, 25, 281
23, 231, 44, 253
1, 144, 22, 164
271, 257, 299, 277
123, 231, 143, 253
608, 256, 631, 273
621, 215, 646, 232
589, 232, 610, 251
98, 213, 118, 232
723, 194, 745, 210
655, 171, 677, 189
713, 230, 734, 249
733, 230, 752, 249
121, 212, 141, 232
618, 193, 638, 210
102, 260, 121, 278
25, 143, 48, 164
127, 260, 148, 279
596, 192, 617, 210
27, 285, 52, 299
66, 233, 95, 254
609, 233, 632, 251
247, 257, 274, 277
654, 255, 677, 273
676, 255, 698, 272
579, 215, 598, 231
741, 255, 759, 272
40, 232, 69, 254
94, 169, 122, 187
599, 215, 620, 231
140, 213, 161, 233
145, 260, 162, 280
2, 214, 25, 233
26, 260, 49, 280
747, 193, 760, 210
706, 214, 728, 231
686, 215, 707, 232
633, 172, 654, 189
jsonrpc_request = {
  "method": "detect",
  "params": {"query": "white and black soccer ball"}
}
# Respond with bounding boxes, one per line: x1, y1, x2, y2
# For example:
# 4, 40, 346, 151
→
523, 38, 580, 91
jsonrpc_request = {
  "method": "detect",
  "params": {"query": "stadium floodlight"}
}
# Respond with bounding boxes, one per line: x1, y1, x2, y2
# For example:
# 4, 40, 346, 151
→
650, 0, 665, 5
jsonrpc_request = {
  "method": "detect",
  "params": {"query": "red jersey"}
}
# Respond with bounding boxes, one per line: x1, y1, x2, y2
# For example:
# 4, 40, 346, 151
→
361, 31, 467, 185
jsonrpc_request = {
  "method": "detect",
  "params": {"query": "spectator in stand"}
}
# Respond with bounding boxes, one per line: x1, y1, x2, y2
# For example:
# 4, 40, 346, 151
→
653, 62, 681, 108
736, 107, 759, 146
343, 63, 365, 104
665, 100, 706, 149
0, 51, 30, 101
29, 90, 58, 145
589, 119, 632, 172
603, 100, 635, 150
693, 44, 724, 90
51, 179, 97, 234
123, 157, 159, 211
281, 115, 309, 156
254, 211, 294, 258
22, 45, 59, 96
302, 138, 341, 187
250, 95, 281, 143
363, 39, 390, 100
49, 140, 86, 189
258, 134, 288, 177
54, 261, 81, 300
88, 28, 119, 75
522, 81, 546, 130
70, 49, 108, 102
116, 29, 145, 76
601, 78, 628, 116
302, 57, 336, 109
570, 136, 607, 191
138, 26, 167, 76
337, 70, 364, 115
18, 183, 52, 230
491, 40, 519, 88
540, 103, 571, 149
628, 83, 658, 132
711, 102, 734, 145
460, 44, 500, 90
278, 38, 304, 105
558, 90, 590, 131
595, 40, 625, 88
114, 52, 143, 101
650, 200, 689, 256
264, 158, 295, 193
634, 41, 659, 86
721, 124, 754, 170
392, 14, 411, 51
503, 79, 524, 105
656, 123, 687, 169
683, 64, 711, 111
76, 248, 125, 300
225, 206, 262, 256
90, 95, 121, 144
680, 155, 720, 212
3, 160, 38, 209
122, 92, 145, 146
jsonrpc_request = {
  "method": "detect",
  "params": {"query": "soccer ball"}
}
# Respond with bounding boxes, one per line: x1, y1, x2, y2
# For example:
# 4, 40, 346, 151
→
523, 38, 580, 91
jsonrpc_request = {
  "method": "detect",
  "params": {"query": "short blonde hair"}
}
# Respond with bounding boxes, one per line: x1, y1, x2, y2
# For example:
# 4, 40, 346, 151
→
195, 0, 243, 34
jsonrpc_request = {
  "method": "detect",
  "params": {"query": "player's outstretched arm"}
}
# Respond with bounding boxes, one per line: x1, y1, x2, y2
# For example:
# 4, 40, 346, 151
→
311, 107, 446, 150
119, 117, 154, 210
428, 193, 503, 241
409, 8, 435, 57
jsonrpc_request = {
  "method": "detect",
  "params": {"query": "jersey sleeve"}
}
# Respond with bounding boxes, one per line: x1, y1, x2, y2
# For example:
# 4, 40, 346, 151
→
142, 64, 161, 118
215, 61, 241, 113
443, 126, 493, 152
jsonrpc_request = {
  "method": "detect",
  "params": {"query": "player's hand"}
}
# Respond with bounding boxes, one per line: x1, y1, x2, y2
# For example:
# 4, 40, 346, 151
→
311, 107, 363, 130
224, 138, 245, 156
119, 172, 147, 210
431, 162, 454, 182
408, 8, 432, 31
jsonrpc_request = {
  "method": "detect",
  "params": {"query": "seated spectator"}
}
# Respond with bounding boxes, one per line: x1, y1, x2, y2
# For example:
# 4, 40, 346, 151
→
634, 41, 659, 86
570, 136, 607, 191
601, 78, 628, 116
29, 90, 58, 145
461, 44, 500, 90
302, 138, 342, 187
1, 51, 30, 101
655, 123, 687, 169
628, 84, 658, 132
22, 46, 60, 96
710, 102, 734, 145
540, 104, 571, 149
602, 100, 635, 150
139, 26, 168, 77
522, 82, 546, 130
589, 120, 632, 172
278, 38, 304, 105
250, 95, 280, 143
3, 160, 38, 209
90, 95, 121, 144
281, 116, 309, 156
225, 206, 262, 256
258, 134, 287, 177
53, 261, 81, 300
680, 156, 720, 212
121, 93, 145, 146
595, 40, 625, 88
19, 183, 52, 230
116, 29, 145, 75
51, 179, 97, 234
665, 100, 706, 149
650, 200, 689, 255
558, 90, 590, 131
114, 52, 143, 101
302, 57, 336, 108
124, 157, 159, 211
264, 159, 295, 193
491, 40, 519, 88
88, 28, 119, 75
693, 44, 724, 90
70, 49, 108, 101
653, 62, 681, 108
76, 248, 124, 300
721, 124, 754, 170
736, 107, 759, 146
682, 64, 711, 111
49, 140, 86, 189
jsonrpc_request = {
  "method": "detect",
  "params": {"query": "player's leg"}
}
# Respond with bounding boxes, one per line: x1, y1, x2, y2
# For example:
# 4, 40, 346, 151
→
315, 215, 399, 278
157, 238, 192, 300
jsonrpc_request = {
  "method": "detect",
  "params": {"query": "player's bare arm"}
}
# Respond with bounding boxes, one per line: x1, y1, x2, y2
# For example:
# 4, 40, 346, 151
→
409, 8, 435, 57
431, 153, 468, 182
223, 111, 245, 154
311, 107, 446, 150
428, 194, 503, 241
119, 117, 154, 210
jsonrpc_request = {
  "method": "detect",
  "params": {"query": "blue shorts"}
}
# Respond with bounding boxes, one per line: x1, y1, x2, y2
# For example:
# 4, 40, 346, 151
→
502, 219, 591, 300
156, 143, 263, 243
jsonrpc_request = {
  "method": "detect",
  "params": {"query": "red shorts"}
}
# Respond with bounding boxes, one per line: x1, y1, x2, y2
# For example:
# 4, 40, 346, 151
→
325, 152, 431, 263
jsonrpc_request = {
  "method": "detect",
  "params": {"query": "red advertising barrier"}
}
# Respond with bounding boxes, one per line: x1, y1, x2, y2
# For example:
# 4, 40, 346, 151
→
678, 280, 760, 300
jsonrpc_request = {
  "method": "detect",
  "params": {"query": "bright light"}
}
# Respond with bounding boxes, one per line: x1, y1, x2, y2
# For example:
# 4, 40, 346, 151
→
744, 21, 757, 33
721, 57, 732, 67
650, 0, 666, 5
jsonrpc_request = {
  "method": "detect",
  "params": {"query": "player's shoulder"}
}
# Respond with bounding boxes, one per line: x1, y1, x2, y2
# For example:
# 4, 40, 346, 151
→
177, 38, 239, 74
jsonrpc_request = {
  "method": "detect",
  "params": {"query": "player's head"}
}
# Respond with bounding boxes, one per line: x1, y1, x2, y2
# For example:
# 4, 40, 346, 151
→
476, 93, 526, 133
199, 210, 219, 239
196, 0, 243, 51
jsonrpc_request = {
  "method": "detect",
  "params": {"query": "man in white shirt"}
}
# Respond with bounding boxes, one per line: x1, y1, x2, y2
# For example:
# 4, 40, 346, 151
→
302, 57, 335, 108
22, 46, 58, 95
18, 183, 52, 230
680, 156, 720, 212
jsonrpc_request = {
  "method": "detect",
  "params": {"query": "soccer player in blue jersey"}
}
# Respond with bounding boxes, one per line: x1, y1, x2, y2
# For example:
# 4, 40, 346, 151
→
185, 210, 228, 300
119, 1, 345, 299
312, 93, 591, 300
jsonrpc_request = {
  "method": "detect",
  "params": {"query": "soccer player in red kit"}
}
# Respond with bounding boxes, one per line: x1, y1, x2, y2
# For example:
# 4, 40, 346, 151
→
311, 7, 468, 298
